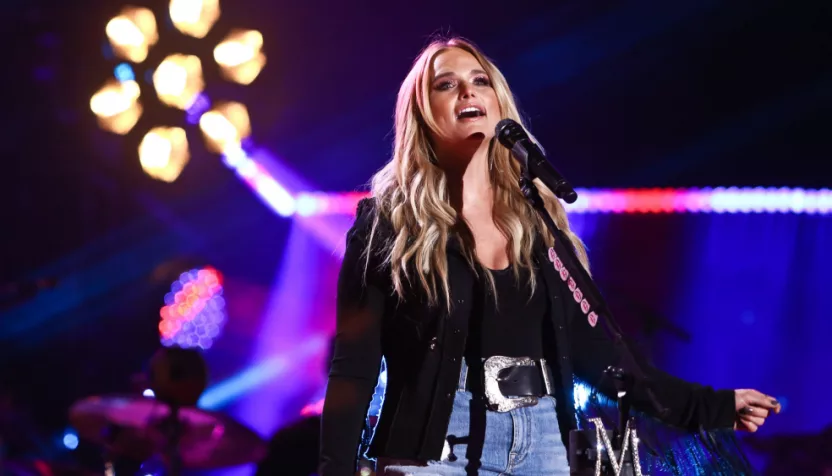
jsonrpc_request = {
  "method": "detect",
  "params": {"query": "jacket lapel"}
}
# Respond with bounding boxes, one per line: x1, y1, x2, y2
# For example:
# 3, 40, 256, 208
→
535, 239, 579, 430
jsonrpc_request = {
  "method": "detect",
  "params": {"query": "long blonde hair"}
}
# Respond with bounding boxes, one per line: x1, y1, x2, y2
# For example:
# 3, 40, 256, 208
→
366, 37, 589, 309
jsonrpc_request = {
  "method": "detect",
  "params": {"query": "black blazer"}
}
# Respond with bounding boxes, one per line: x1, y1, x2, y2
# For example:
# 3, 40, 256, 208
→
319, 198, 736, 475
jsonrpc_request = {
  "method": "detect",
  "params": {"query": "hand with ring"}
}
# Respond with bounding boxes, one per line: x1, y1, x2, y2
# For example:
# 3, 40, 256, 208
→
733, 389, 782, 432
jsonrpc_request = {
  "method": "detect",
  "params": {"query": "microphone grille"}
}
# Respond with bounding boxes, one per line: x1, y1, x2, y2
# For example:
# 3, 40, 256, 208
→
495, 118, 525, 148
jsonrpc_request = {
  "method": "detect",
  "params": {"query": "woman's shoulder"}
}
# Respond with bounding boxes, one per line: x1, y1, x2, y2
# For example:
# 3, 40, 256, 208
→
348, 197, 394, 243
355, 196, 378, 222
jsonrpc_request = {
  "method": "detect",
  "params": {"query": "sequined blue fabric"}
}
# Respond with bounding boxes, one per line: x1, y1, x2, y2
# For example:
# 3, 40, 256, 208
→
575, 384, 757, 475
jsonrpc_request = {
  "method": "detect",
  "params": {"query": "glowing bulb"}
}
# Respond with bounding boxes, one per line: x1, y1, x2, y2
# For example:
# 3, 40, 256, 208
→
213, 30, 266, 85
139, 127, 190, 182
90, 89, 128, 117
63, 431, 79, 450
155, 62, 187, 97
214, 42, 254, 66
214, 30, 262, 66
169, 0, 220, 39
105, 7, 158, 63
106, 18, 143, 46
199, 101, 251, 153
141, 134, 172, 167
152, 54, 204, 110
90, 79, 142, 135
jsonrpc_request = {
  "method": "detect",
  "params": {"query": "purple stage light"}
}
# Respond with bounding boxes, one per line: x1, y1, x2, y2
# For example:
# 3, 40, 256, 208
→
159, 266, 227, 350
293, 187, 832, 216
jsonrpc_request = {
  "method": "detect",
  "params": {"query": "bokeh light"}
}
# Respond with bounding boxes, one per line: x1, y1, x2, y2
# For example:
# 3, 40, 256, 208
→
138, 126, 190, 182
90, 79, 143, 135
114, 63, 136, 82
159, 266, 226, 350
105, 6, 159, 63
199, 101, 251, 153
169, 0, 220, 39
214, 29, 266, 85
152, 53, 205, 110
294, 187, 832, 217
62, 430, 79, 450
94, 0, 269, 192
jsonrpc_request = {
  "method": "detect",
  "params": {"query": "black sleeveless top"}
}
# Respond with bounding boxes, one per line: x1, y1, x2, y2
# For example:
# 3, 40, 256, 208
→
464, 264, 549, 359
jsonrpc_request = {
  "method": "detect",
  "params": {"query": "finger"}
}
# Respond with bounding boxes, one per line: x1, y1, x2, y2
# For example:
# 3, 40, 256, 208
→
739, 414, 766, 427
738, 420, 759, 433
750, 391, 781, 410
743, 406, 770, 418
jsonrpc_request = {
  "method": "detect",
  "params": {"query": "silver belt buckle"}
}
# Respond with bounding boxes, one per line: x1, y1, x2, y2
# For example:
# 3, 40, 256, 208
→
483, 356, 545, 413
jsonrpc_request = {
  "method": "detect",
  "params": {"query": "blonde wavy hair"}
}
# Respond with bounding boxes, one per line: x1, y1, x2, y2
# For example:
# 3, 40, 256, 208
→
365, 37, 589, 309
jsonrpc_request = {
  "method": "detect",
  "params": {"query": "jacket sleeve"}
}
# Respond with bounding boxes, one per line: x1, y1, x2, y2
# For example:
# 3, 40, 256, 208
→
566, 283, 736, 431
319, 199, 386, 476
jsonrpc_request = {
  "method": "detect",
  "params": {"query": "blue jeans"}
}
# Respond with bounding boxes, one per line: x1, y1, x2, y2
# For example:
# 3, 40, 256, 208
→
379, 360, 570, 475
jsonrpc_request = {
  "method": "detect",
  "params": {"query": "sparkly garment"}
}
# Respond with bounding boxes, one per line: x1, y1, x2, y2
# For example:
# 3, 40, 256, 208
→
575, 384, 755, 475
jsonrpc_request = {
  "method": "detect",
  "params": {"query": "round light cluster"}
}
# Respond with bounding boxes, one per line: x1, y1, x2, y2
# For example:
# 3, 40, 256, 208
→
91, 1, 265, 182
159, 266, 226, 349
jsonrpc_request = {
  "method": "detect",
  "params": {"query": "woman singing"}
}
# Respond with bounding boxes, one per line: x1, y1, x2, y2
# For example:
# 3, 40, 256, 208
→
319, 37, 780, 475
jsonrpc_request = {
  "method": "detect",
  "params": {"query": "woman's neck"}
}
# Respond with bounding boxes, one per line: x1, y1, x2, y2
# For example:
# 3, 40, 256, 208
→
442, 144, 492, 215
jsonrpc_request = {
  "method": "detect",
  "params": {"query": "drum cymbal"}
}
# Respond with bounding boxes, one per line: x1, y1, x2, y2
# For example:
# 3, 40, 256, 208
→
69, 395, 266, 470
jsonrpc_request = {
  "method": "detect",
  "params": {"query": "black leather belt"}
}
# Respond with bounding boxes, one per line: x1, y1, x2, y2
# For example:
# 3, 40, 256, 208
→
464, 357, 555, 400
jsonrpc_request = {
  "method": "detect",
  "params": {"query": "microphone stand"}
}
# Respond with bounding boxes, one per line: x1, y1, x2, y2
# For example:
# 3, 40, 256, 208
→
166, 404, 183, 476
519, 174, 662, 475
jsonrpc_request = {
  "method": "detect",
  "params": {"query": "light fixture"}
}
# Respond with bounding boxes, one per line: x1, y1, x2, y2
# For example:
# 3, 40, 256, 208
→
213, 29, 266, 85
105, 6, 158, 63
159, 266, 226, 350
152, 54, 205, 110
198, 101, 251, 153
90, 79, 143, 135
169, 0, 220, 39
139, 126, 190, 182
94, 0, 267, 185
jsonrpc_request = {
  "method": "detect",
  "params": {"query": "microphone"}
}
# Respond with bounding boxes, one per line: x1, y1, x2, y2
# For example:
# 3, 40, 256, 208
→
495, 119, 578, 204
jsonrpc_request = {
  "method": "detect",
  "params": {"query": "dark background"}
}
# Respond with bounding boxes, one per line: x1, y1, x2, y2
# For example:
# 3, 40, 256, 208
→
4, 0, 829, 280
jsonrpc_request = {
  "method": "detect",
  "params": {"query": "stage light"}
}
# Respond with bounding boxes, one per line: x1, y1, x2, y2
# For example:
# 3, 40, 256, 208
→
95, 0, 280, 209
138, 126, 190, 182
114, 63, 136, 82
198, 336, 326, 409
62, 430, 79, 450
219, 146, 296, 217
90, 79, 143, 135
142, 388, 156, 397
293, 191, 369, 216
159, 266, 226, 350
152, 54, 205, 110
573, 382, 591, 412
105, 6, 158, 63
185, 92, 211, 125
213, 29, 266, 85
297, 188, 832, 217
198, 101, 250, 153
169, 0, 220, 39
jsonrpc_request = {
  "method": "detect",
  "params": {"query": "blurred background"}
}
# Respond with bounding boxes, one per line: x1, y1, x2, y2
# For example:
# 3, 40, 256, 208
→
0, 0, 830, 475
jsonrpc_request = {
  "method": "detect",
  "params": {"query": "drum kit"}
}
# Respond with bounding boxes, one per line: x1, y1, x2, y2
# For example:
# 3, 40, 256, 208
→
68, 393, 266, 476
3, 347, 267, 476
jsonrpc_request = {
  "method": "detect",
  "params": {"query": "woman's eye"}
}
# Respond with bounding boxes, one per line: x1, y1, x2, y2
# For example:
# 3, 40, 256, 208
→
473, 76, 491, 86
436, 80, 454, 91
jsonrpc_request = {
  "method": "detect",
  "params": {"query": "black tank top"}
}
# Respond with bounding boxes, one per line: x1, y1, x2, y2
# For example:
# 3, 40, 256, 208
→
464, 264, 548, 359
